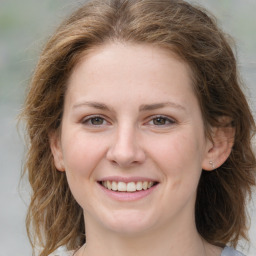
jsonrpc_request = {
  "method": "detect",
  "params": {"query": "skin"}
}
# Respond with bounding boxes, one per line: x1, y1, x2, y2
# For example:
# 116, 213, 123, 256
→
50, 43, 233, 256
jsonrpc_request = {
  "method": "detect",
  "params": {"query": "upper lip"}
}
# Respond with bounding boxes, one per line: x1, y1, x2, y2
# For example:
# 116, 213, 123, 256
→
99, 176, 159, 183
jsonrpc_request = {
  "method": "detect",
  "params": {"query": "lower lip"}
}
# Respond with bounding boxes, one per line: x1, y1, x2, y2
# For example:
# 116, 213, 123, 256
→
98, 183, 159, 201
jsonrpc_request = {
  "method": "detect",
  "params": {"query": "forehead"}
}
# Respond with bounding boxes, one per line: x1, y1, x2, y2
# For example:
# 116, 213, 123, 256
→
67, 42, 195, 95
66, 42, 197, 107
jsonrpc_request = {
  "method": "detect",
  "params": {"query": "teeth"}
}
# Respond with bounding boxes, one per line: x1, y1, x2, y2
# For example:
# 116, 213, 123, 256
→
107, 180, 112, 190
127, 182, 136, 192
101, 181, 155, 192
148, 181, 153, 188
136, 181, 142, 191
118, 182, 126, 192
142, 181, 148, 190
112, 181, 118, 191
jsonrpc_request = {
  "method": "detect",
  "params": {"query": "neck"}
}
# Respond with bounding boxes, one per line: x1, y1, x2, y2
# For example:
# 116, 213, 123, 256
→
78, 214, 216, 256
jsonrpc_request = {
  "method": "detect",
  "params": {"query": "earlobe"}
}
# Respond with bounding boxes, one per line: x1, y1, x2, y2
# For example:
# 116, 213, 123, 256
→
202, 117, 235, 171
49, 131, 65, 172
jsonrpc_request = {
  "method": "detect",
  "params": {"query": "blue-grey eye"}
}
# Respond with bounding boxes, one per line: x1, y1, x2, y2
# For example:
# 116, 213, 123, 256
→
82, 116, 106, 126
90, 117, 104, 125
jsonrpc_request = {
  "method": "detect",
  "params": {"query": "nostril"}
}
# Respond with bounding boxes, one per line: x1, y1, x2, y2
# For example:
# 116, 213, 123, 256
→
106, 137, 146, 167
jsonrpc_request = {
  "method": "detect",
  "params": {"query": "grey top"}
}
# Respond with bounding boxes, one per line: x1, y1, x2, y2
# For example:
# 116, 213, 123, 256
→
221, 246, 245, 256
48, 246, 245, 256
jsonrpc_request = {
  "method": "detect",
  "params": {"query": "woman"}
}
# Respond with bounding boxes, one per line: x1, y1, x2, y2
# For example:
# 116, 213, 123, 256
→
22, 0, 256, 256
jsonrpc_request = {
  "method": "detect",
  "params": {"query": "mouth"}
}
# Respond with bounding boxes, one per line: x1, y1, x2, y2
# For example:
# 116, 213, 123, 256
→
99, 180, 158, 192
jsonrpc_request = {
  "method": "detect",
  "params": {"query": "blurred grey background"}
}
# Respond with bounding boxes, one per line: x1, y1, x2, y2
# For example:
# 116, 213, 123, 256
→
0, 0, 255, 255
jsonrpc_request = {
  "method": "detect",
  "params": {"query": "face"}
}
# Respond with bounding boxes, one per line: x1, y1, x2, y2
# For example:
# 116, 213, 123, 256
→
51, 43, 213, 236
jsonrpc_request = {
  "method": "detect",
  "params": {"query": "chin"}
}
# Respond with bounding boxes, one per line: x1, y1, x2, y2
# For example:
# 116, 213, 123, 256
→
100, 209, 158, 235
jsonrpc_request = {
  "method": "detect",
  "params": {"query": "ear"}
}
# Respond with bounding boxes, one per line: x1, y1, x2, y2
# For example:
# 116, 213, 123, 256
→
202, 116, 235, 171
49, 131, 65, 172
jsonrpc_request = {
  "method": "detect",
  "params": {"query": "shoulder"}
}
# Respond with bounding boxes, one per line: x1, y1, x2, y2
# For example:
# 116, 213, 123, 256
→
221, 246, 246, 256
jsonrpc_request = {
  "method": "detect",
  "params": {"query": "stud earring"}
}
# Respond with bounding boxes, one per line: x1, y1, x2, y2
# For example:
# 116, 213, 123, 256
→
209, 161, 215, 170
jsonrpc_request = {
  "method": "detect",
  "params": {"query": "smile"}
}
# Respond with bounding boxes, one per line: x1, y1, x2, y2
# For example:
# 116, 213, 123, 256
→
100, 181, 157, 192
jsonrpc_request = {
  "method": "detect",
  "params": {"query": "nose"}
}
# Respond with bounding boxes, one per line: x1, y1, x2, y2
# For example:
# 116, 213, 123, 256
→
106, 124, 146, 168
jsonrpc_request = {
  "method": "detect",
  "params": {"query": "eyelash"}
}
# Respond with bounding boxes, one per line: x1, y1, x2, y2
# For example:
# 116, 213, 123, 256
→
81, 115, 109, 126
146, 115, 176, 127
81, 115, 176, 127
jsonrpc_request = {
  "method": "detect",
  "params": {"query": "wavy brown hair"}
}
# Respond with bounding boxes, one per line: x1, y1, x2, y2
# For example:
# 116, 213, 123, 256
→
22, 0, 256, 255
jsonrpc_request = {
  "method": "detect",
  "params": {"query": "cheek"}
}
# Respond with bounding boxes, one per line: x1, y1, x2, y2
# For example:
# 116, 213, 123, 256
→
143, 131, 205, 222
61, 132, 108, 208
148, 131, 204, 185
61, 131, 106, 180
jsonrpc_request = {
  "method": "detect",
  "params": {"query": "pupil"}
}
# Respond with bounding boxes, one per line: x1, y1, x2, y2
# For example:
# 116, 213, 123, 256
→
154, 117, 165, 125
92, 117, 103, 125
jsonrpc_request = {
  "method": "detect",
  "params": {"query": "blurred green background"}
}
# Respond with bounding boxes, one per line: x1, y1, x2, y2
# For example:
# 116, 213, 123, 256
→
0, 0, 255, 255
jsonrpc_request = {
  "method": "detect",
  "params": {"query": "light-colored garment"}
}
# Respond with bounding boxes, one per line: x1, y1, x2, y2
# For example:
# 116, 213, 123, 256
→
221, 246, 245, 256
48, 246, 245, 256
48, 247, 74, 256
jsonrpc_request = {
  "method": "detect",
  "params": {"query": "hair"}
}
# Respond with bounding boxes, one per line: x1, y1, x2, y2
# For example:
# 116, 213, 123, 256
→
22, 0, 256, 255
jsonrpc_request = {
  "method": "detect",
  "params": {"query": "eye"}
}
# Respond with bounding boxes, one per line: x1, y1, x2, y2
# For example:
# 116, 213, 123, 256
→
148, 116, 175, 126
82, 116, 108, 126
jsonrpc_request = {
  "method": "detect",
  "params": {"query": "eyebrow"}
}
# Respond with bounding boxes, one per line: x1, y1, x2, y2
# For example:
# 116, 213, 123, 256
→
73, 101, 111, 111
72, 101, 186, 112
139, 102, 186, 112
